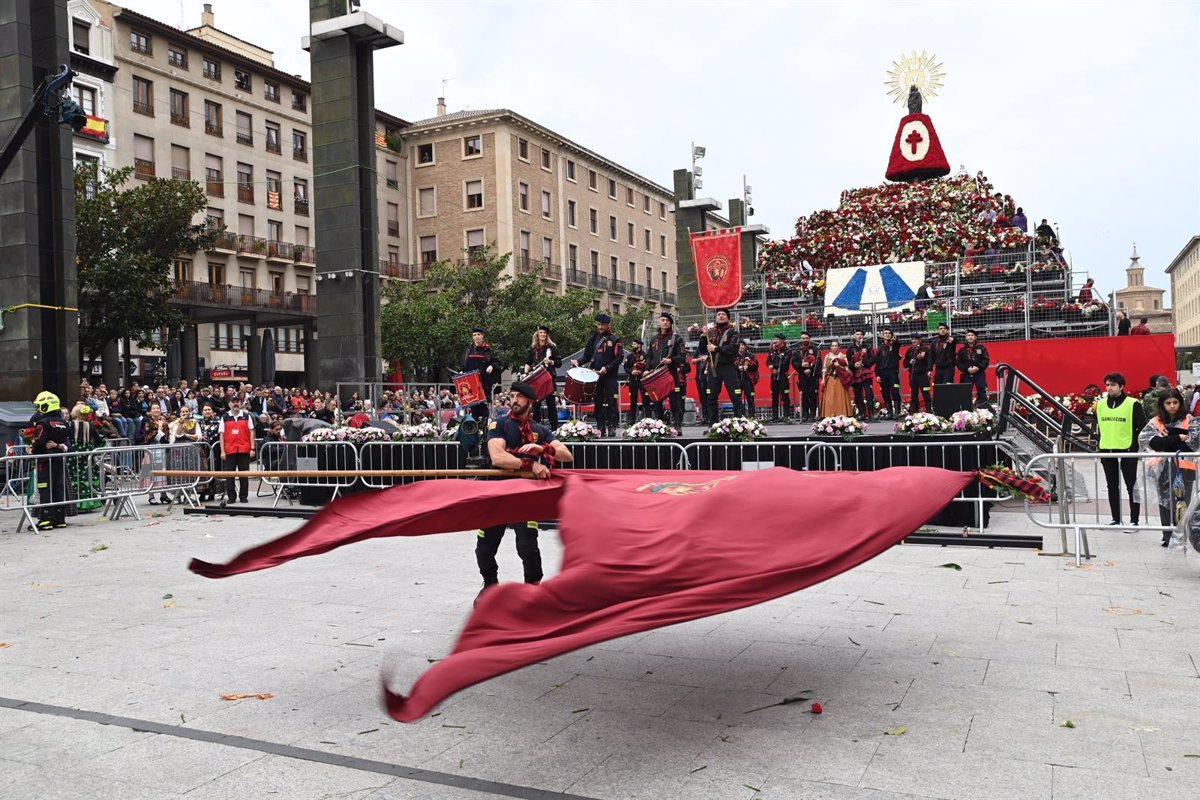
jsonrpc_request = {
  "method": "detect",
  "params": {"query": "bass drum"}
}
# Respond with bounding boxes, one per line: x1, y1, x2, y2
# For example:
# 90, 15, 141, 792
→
564, 367, 599, 405
523, 365, 555, 401
641, 365, 676, 402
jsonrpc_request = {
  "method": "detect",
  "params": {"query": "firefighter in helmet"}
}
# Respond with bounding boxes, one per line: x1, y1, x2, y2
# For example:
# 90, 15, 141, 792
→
30, 390, 72, 530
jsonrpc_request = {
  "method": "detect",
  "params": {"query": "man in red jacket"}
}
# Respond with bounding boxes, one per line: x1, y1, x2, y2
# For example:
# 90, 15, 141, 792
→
1130, 317, 1152, 336
219, 395, 255, 505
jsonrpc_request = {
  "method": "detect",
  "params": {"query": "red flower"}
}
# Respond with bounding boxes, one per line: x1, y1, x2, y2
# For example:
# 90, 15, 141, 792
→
811, 702, 823, 714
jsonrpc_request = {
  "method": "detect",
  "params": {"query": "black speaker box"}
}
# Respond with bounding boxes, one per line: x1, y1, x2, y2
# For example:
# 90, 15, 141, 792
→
933, 382, 974, 416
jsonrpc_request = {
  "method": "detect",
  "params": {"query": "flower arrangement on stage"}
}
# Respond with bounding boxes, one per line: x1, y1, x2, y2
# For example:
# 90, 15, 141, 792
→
557, 420, 602, 442
893, 412, 952, 436
302, 425, 394, 444
624, 418, 679, 442
811, 415, 865, 441
391, 422, 441, 441
706, 416, 767, 441
949, 408, 996, 434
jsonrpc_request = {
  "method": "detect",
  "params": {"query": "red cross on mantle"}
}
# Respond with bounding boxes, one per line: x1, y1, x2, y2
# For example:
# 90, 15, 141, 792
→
905, 128, 924, 155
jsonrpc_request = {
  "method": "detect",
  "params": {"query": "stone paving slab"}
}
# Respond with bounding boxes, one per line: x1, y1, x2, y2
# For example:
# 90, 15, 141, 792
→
2, 497, 1200, 798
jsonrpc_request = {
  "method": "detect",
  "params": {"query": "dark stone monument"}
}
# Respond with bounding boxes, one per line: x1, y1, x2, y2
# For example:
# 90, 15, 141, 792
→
0, 0, 80, 401
304, 1, 402, 395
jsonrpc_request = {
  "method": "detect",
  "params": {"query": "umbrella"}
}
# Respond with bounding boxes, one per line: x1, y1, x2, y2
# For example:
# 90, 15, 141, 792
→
261, 328, 276, 386
166, 335, 182, 383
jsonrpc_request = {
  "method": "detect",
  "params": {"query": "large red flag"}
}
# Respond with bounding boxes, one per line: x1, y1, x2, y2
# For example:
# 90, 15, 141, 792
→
190, 467, 972, 721
690, 227, 743, 308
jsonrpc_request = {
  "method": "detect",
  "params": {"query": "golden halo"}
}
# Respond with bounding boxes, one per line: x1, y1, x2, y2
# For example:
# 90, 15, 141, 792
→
885, 51, 945, 106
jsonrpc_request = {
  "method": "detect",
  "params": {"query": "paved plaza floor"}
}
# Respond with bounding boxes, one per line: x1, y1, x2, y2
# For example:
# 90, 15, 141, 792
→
2, 493, 1199, 799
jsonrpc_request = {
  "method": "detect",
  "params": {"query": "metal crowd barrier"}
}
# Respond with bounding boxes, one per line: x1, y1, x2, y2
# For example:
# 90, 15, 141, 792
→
565, 440, 689, 471
1023, 450, 1185, 565
359, 441, 467, 488
256, 440, 359, 507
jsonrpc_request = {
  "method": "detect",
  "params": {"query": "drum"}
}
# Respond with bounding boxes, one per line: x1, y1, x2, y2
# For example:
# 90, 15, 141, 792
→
641, 365, 676, 402
452, 370, 486, 406
564, 367, 599, 405
524, 365, 555, 401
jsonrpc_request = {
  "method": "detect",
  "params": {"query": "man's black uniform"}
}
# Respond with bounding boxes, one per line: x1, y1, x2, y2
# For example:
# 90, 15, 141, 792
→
738, 347, 760, 420
704, 322, 745, 419
30, 406, 71, 529
791, 340, 821, 421
462, 337, 502, 419
525, 341, 562, 428
476, 413, 556, 586
693, 337, 711, 425
581, 325, 623, 434
623, 342, 651, 424
904, 341, 932, 413
875, 337, 903, 418
766, 338, 792, 421
930, 330, 958, 385
849, 337, 877, 420
956, 339, 991, 408
647, 327, 687, 429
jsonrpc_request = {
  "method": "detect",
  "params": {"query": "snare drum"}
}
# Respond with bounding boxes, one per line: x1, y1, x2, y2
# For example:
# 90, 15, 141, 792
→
523, 365, 555, 401
641, 365, 676, 402
564, 366, 599, 405
452, 370, 486, 406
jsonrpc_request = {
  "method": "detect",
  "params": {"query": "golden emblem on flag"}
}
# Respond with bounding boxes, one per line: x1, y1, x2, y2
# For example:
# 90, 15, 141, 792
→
635, 475, 738, 496
705, 254, 730, 283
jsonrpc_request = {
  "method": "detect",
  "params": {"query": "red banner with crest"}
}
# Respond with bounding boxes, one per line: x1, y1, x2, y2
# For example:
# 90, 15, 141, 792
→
690, 227, 743, 308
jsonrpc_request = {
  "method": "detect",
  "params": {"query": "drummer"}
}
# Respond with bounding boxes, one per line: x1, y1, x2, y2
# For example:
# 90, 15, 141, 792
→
573, 313, 623, 437
462, 326, 502, 419
647, 312, 687, 430
623, 338, 650, 425
523, 324, 561, 429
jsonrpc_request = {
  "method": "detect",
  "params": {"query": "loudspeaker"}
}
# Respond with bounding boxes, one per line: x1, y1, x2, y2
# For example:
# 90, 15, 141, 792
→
933, 382, 973, 417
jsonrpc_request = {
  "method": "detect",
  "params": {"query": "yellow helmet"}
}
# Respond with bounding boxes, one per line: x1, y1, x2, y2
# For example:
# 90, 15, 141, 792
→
34, 391, 61, 413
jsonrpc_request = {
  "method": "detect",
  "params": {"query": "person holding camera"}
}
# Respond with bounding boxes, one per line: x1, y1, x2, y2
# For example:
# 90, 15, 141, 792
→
1138, 387, 1199, 546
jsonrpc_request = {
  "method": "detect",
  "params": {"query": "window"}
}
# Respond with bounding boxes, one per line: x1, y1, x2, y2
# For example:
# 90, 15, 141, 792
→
627, 222, 635, 246
567, 200, 577, 228
291, 90, 306, 111
267, 220, 283, 242
292, 130, 307, 161
235, 111, 252, 145
519, 231, 530, 260
645, 228, 652, 252
661, 271, 669, 293
234, 69, 251, 92
264, 81, 279, 103
541, 190, 551, 218
170, 144, 189, 180
132, 76, 153, 115
660, 234, 667, 257
463, 135, 482, 157
646, 267, 653, 289
591, 251, 600, 272
607, 178, 617, 199
203, 57, 220, 81
566, 160, 576, 181
568, 244, 578, 270
418, 187, 435, 216
626, 187, 635, 207
294, 179, 309, 215
129, 29, 151, 55
420, 235, 438, 264
76, 154, 99, 197
168, 43, 187, 68
589, 208, 598, 234
73, 84, 96, 116
133, 134, 154, 178
205, 101, 222, 135
417, 143, 433, 164
588, 170, 597, 191
467, 229, 485, 257
266, 171, 282, 209
72, 19, 90, 55
237, 164, 253, 203
174, 259, 192, 283
518, 182, 529, 212
265, 121, 281, 153
384, 160, 398, 189
168, 89, 188, 126
296, 277, 311, 296
540, 148, 551, 169
204, 154, 223, 196
659, 201, 667, 219
644, 195, 651, 214
542, 237, 553, 263
208, 262, 225, 285
517, 138, 529, 160
610, 256, 619, 280
268, 272, 285, 294
240, 269, 256, 290
609, 215, 617, 241
629, 261, 637, 284
386, 202, 399, 236
613, 303, 621, 315
205, 205, 223, 228
466, 180, 483, 209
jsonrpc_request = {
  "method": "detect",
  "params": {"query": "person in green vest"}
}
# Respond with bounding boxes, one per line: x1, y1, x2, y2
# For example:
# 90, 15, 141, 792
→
1096, 372, 1146, 527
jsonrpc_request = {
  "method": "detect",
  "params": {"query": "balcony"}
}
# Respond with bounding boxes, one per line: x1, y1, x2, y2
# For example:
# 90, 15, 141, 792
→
171, 166, 190, 180
293, 147, 307, 162
205, 122, 222, 137
205, 176, 223, 197
133, 100, 153, 116
589, 273, 609, 290
236, 235, 267, 256
292, 95, 307, 112
237, 185, 254, 204
293, 244, 315, 264
379, 259, 425, 281
611, 278, 627, 295
647, 288, 663, 301
628, 284, 645, 298
133, 158, 155, 179
294, 197, 309, 216
663, 291, 676, 305
236, 131, 253, 146
171, 280, 316, 315
514, 256, 561, 281
266, 139, 281, 154
209, 231, 237, 251
170, 112, 188, 127
566, 268, 587, 286
267, 240, 293, 261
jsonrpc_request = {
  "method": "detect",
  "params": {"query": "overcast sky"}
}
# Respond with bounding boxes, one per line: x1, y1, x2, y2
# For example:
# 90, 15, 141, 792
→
122, 0, 1199, 302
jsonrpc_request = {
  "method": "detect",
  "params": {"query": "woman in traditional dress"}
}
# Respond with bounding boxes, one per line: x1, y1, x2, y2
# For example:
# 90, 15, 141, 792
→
818, 340, 854, 418
67, 403, 104, 512
1137, 387, 1200, 547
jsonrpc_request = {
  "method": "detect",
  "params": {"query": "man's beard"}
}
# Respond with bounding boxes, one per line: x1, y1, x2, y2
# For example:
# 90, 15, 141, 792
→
511, 399, 532, 417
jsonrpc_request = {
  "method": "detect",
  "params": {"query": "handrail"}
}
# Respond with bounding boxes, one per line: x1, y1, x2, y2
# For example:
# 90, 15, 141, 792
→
994, 362, 1096, 452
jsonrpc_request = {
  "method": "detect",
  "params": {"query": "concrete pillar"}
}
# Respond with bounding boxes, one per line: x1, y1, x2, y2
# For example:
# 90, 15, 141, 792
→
101, 340, 121, 387
182, 325, 199, 382
302, 321, 319, 389
247, 318, 262, 387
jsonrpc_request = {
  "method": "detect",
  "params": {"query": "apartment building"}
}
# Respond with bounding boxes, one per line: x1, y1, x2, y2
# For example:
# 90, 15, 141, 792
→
402, 105, 679, 316
1167, 236, 1200, 349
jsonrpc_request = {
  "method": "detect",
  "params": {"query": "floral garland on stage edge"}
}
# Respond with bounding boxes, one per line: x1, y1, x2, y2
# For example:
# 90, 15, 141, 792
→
893, 412, 952, 436
557, 420, 602, 442
623, 418, 679, 442
812, 415, 866, 441
948, 408, 996, 434
706, 417, 767, 442
303, 426, 395, 444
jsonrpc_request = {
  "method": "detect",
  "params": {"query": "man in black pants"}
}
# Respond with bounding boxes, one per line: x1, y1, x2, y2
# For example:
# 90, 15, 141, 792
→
875, 327, 903, 419
955, 329, 991, 409
1096, 371, 1145, 527
574, 313, 623, 436
647, 312, 687, 430
791, 332, 820, 422
766, 333, 792, 422
623, 338, 650, 424
476, 382, 574, 602
930, 322, 957, 386
704, 308, 745, 420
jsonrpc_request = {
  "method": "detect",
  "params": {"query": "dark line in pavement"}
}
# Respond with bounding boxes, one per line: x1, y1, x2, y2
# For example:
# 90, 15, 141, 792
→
0, 696, 599, 800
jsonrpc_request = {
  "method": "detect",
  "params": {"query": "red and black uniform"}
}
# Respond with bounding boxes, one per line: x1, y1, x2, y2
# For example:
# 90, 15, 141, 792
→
623, 346, 651, 424
30, 410, 71, 527
582, 329, 623, 434
462, 341, 502, 417
790, 342, 821, 421
955, 340, 991, 407
766, 340, 792, 421
849, 339, 876, 420
647, 328, 687, 428
875, 339, 904, 418
705, 323, 745, 420
904, 343, 932, 413
738, 350, 760, 419
477, 413, 557, 586
524, 343, 561, 429
930, 333, 958, 385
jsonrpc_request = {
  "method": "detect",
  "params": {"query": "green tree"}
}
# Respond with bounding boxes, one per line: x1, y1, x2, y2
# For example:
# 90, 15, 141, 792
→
74, 163, 218, 376
381, 246, 653, 381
